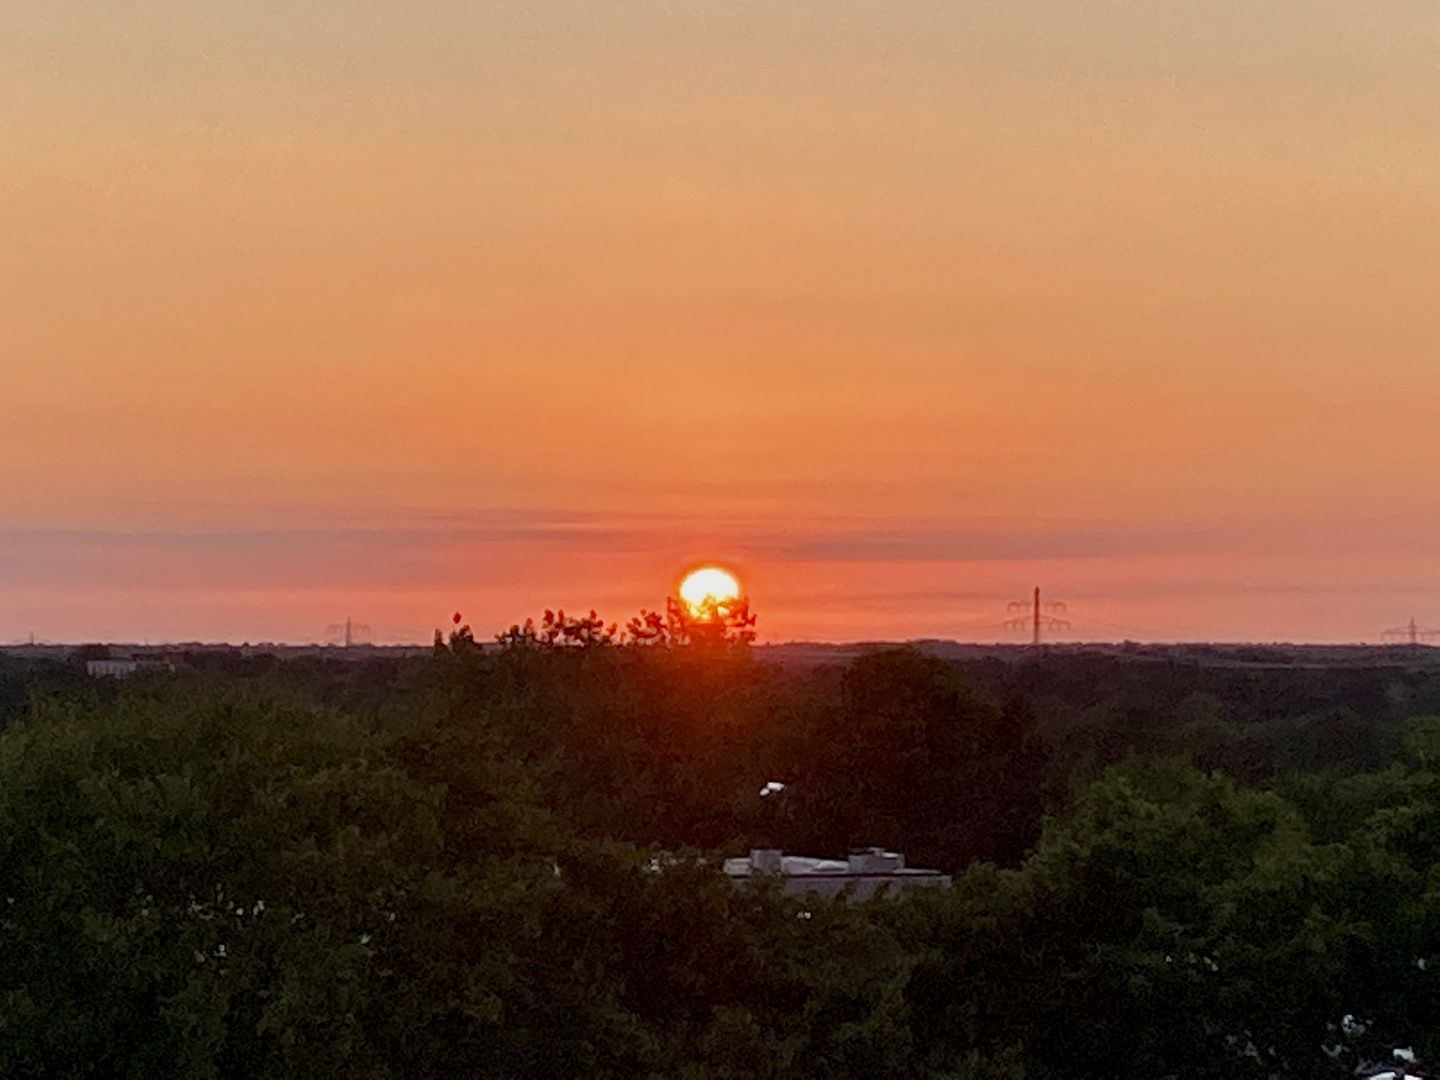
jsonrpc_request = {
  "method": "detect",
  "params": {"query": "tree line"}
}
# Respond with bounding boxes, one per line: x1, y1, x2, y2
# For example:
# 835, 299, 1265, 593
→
0, 634, 1436, 1076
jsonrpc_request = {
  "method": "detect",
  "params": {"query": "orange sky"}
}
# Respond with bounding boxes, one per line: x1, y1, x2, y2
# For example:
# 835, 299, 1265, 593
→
3, 1, 1439, 643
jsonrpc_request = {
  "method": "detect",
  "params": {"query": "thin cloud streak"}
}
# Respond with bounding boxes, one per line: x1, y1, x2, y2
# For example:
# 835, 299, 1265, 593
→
0, 507, 1430, 587
1, 516, 1436, 645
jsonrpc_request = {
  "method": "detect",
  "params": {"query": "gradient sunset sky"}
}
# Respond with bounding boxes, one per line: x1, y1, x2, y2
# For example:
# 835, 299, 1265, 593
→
4, 1, 1439, 644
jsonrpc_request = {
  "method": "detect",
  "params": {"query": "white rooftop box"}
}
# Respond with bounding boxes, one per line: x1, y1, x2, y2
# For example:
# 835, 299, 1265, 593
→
723, 846, 949, 900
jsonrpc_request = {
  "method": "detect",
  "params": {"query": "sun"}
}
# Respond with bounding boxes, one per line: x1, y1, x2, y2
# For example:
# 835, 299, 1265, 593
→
678, 566, 742, 618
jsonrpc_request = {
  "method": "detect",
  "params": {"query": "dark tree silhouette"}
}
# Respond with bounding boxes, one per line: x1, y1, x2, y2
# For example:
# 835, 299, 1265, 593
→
625, 595, 756, 650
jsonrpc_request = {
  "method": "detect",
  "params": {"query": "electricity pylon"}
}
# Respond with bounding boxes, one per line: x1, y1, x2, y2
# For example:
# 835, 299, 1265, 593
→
1004, 587, 1070, 645
1381, 617, 1440, 646
323, 618, 372, 647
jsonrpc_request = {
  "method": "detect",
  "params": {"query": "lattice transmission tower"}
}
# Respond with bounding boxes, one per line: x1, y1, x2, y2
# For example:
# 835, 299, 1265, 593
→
1381, 617, 1440, 646
323, 617, 372, 647
1004, 587, 1070, 645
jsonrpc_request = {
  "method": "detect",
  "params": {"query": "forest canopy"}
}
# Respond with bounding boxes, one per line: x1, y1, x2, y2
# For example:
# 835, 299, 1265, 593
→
0, 639, 1436, 1077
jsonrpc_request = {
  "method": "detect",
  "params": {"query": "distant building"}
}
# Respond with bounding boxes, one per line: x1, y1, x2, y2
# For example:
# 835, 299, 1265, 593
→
723, 846, 950, 900
85, 659, 140, 679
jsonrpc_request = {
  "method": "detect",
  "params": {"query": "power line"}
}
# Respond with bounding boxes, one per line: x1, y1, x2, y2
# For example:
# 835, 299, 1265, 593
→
1380, 616, 1440, 646
322, 617, 372, 647
1003, 586, 1070, 645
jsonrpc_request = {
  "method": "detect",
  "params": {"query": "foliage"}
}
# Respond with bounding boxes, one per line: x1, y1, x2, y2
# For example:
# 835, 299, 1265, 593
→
625, 596, 757, 650
496, 609, 619, 651
781, 649, 1049, 870
2, 647, 1438, 1075
0, 690, 562, 1076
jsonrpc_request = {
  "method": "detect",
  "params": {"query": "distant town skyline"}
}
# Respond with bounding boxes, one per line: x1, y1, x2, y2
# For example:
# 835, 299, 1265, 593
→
4, 1, 1438, 643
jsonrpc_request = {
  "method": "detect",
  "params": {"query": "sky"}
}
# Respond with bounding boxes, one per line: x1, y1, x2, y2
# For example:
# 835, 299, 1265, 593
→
3, 0, 1439, 644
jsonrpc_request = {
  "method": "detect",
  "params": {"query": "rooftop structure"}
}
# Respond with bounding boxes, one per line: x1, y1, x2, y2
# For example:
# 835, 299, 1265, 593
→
85, 659, 140, 679
83, 658, 176, 679
723, 846, 950, 900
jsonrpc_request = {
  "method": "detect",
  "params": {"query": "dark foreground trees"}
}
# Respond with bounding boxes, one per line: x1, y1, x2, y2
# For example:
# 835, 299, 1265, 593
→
423, 641, 1051, 873
781, 649, 1049, 870
1, 650, 1437, 1076
0, 685, 929, 1077
0, 692, 554, 1075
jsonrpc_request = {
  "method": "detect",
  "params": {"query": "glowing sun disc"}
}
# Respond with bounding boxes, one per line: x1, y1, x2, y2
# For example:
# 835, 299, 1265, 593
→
679, 566, 741, 616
